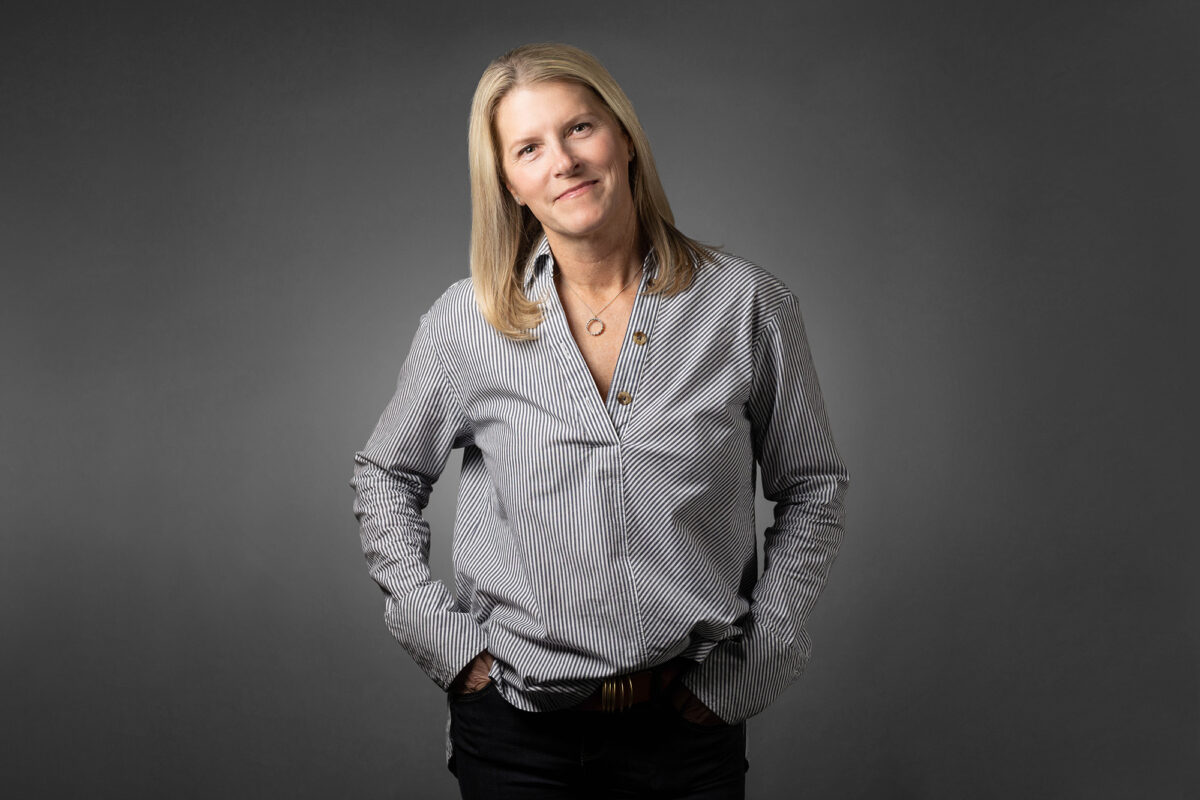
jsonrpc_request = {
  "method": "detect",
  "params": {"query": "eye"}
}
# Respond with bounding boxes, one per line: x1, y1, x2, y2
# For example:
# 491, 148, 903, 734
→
517, 144, 537, 158
571, 122, 592, 134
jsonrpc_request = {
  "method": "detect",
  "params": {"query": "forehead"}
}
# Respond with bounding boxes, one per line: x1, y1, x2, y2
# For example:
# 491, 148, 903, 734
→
494, 80, 612, 141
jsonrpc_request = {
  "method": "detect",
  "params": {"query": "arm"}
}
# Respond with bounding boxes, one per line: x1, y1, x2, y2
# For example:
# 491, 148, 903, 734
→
350, 311, 486, 690
682, 294, 850, 723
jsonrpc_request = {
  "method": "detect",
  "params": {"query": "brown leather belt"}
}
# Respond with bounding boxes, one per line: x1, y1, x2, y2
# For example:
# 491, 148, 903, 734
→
575, 658, 688, 712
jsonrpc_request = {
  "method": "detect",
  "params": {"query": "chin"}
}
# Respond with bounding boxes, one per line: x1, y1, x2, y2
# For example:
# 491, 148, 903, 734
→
551, 215, 608, 238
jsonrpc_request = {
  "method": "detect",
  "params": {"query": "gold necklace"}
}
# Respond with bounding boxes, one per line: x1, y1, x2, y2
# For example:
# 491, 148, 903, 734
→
561, 270, 639, 336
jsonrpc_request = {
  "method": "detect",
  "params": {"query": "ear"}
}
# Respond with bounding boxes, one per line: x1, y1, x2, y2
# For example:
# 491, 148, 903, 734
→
504, 181, 525, 206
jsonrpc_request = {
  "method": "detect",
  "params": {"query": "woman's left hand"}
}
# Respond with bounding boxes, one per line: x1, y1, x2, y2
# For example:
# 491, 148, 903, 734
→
669, 681, 727, 726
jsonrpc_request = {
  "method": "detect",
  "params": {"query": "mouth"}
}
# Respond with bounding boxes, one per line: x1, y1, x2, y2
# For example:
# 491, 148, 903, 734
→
555, 180, 598, 201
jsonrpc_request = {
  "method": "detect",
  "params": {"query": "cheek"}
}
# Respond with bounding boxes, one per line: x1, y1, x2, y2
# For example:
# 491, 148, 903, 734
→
607, 154, 631, 184
605, 142, 630, 174
506, 171, 537, 201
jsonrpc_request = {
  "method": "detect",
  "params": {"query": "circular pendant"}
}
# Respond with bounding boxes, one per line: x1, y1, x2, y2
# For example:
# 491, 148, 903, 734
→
585, 317, 605, 336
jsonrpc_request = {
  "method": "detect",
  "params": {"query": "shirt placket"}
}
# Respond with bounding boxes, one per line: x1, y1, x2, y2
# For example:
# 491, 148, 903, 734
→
533, 249, 660, 443
605, 264, 659, 435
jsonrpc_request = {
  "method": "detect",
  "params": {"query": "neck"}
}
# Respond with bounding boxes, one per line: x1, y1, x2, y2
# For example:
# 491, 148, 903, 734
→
545, 208, 643, 296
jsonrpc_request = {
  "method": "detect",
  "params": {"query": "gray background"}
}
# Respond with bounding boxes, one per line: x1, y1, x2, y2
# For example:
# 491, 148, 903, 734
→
2, 1, 1196, 797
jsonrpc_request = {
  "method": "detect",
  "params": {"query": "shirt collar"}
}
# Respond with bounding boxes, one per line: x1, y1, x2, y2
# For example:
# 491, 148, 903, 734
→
522, 234, 555, 296
521, 232, 659, 300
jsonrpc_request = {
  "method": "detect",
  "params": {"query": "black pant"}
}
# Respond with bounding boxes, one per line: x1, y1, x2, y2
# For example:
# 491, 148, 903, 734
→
448, 682, 747, 799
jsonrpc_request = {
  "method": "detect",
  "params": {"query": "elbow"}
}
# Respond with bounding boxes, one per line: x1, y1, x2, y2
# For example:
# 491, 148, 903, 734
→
349, 451, 374, 491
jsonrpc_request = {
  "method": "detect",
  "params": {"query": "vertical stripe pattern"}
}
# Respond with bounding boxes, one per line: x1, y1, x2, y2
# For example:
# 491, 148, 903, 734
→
351, 235, 849, 726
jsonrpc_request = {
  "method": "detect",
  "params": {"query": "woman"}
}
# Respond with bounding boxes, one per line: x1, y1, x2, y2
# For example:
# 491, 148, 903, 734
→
351, 43, 849, 799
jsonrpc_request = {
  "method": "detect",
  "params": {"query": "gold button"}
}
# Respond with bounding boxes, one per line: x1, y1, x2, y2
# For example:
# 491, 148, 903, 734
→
632, 331, 648, 345
616, 390, 632, 405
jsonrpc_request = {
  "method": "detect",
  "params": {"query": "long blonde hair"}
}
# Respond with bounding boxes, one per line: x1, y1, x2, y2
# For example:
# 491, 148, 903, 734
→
468, 42, 712, 340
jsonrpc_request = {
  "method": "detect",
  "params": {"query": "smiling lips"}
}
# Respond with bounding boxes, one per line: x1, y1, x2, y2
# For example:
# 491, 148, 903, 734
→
555, 180, 598, 201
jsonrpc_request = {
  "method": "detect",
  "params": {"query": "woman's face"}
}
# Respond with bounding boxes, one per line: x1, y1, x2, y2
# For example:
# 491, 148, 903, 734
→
493, 80, 635, 246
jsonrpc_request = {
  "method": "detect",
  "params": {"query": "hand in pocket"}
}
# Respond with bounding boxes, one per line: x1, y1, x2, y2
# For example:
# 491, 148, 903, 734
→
669, 681, 726, 726
450, 650, 495, 695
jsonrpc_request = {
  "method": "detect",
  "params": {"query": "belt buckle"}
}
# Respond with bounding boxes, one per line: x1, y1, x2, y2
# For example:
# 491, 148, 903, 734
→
600, 674, 635, 712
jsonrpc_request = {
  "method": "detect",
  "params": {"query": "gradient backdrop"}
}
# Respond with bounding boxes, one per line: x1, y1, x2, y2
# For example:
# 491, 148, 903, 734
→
2, 1, 1196, 797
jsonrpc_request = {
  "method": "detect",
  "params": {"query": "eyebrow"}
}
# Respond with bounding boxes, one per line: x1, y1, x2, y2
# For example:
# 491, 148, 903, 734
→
505, 112, 600, 152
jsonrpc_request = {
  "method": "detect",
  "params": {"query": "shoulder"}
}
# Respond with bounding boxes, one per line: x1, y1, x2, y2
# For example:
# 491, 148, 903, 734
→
417, 276, 508, 359
422, 277, 476, 320
418, 277, 483, 335
688, 248, 798, 329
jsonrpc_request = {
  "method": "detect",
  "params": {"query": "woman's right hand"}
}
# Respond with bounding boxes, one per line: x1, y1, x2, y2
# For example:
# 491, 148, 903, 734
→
450, 650, 494, 695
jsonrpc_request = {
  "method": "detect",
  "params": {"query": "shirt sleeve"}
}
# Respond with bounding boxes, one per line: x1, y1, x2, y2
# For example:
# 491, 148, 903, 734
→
350, 311, 485, 690
682, 294, 850, 723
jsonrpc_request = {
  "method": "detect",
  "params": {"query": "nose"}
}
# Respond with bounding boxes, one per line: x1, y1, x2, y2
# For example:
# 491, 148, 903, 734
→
551, 141, 579, 177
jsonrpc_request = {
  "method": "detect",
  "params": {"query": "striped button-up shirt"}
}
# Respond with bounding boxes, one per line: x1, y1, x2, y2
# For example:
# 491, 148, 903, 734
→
351, 235, 849, 725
